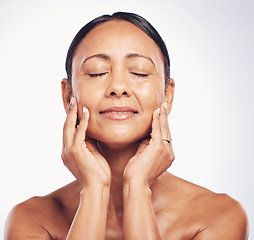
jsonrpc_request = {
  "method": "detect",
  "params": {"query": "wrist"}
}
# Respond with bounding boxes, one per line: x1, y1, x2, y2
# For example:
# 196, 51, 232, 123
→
123, 180, 151, 198
80, 175, 111, 189
123, 175, 150, 188
80, 184, 110, 200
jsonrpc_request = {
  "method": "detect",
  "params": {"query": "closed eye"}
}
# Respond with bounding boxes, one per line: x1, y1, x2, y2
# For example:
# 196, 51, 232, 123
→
130, 72, 149, 78
88, 72, 108, 78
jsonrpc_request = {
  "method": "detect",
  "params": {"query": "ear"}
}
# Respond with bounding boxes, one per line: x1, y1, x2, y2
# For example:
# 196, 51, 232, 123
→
61, 78, 73, 114
164, 78, 175, 114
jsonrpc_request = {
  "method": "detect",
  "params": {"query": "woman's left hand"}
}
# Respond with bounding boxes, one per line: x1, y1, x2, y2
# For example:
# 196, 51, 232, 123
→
123, 102, 175, 187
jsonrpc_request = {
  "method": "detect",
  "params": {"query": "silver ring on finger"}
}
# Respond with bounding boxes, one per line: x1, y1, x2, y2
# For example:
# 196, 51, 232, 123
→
162, 138, 172, 144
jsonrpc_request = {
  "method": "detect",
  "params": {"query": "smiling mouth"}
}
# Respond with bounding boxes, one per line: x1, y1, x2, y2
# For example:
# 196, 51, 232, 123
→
99, 107, 138, 120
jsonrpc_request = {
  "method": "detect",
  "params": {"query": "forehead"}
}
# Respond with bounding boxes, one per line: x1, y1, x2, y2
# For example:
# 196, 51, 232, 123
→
73, 20, 163, 67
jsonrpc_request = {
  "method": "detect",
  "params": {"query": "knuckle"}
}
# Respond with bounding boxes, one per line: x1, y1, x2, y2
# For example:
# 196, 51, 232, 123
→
64, 120, 71, 131
63, 123, 69, 135
63, 119, 68, 129
61, 152, 65, 161
160, 144, 175, 165
170, 152, 175, 163
61, 151, 68, 166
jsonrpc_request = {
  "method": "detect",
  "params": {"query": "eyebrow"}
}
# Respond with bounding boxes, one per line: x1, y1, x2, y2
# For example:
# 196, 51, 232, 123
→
126, 53, 155, 66
82, 53, 155, 66
82, 54, 110, 64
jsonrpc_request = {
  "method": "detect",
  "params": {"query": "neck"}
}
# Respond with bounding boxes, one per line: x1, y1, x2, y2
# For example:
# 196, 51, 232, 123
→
97, 142, 139, 215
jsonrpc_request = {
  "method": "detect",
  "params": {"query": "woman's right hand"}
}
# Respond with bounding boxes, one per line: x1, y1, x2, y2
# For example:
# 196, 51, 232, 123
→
61, 97, 111, 188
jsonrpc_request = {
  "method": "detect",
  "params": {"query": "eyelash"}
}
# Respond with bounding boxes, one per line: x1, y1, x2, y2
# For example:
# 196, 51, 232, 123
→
130, 72, 149, 78
88, 72, 107, 78
88, 72, 149, 78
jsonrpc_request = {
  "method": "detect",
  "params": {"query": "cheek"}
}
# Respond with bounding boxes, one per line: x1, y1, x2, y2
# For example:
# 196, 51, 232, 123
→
74, 85, 101, 120
136, 82, 165, 111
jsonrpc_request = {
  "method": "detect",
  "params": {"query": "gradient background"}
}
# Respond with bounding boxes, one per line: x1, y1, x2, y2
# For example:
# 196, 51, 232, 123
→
0, 0, 253, 238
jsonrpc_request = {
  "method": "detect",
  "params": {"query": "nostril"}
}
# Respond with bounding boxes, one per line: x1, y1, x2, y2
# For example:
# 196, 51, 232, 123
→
110, 91, 128, 96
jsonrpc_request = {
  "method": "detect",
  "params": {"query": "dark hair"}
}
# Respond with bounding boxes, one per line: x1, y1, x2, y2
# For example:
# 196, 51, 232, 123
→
65, 12, 170, 85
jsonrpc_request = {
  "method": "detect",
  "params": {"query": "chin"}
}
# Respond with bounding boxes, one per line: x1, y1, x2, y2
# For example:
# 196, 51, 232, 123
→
87, 126, 150, 149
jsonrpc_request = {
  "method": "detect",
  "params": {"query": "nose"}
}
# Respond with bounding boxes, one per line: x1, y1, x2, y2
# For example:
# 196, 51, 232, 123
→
105, 71, 132, 98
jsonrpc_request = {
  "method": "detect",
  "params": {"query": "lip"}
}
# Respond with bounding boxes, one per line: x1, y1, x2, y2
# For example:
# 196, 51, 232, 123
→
99, 106, 138, 120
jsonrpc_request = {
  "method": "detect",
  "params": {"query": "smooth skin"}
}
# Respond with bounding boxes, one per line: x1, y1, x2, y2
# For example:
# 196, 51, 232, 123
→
5, 20, 248, 240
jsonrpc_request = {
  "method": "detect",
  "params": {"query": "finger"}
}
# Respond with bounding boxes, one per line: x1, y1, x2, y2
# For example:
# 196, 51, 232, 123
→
150, 107, 162, 142
73, 106, 90, 145
160, 102, 174, 163
63, 97, 78, 150
86, 138, 99, 154
135, 137, 150, 155
160, 102, 172, 143
86, 139, 107, 166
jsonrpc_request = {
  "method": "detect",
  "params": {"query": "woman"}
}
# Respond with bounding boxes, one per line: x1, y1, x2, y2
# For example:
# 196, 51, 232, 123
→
5, 12, 248, 239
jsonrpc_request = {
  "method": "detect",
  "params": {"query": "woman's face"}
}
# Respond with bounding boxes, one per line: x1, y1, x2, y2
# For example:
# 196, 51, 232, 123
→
71, 20, 169, 147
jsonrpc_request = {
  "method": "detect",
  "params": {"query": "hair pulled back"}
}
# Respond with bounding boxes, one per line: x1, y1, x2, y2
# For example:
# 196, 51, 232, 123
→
65, 12, 170, 85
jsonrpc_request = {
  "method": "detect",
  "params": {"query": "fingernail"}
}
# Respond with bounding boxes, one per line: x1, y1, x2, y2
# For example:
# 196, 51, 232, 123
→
157, 108, 160, 115
164, 102, 168, 111
83, 106, 87, 113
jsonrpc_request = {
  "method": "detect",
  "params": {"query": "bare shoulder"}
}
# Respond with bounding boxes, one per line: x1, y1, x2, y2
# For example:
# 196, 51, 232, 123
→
153, 173, 249, 239
193, 188, 248, 239
5, 181, 80, 240
196, 191, 248, 239
5, 196, 56, 239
